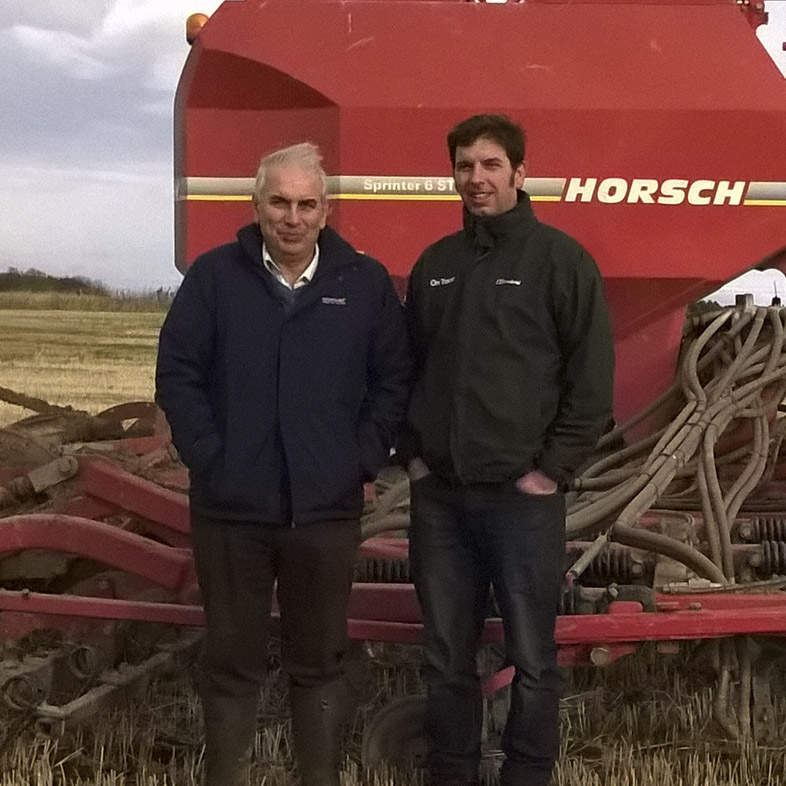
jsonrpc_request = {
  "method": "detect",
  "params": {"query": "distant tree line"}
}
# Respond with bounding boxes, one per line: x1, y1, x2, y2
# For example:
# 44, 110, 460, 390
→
0, 267, 176, 305
0, 267, 109, 295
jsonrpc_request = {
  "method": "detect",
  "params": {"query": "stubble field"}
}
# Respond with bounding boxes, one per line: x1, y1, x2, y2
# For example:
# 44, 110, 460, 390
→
1, 303, 785, 785
0, 303, 163, 426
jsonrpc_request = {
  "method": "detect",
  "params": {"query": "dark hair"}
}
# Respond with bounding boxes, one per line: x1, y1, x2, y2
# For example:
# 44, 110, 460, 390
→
447, 114, 526, 169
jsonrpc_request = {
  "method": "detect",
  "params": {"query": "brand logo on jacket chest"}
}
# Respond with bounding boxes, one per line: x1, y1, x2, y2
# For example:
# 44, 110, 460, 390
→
495, 279, 521, 286
321, 296, 347, 305
430, 277, 456, 287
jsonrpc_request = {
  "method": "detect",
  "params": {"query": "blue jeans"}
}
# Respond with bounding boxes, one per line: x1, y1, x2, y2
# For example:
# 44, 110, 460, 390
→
409, 475, 565, 786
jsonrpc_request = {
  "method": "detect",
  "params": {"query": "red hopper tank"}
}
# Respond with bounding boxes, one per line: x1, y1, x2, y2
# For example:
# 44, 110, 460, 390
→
174, 0, 786, 425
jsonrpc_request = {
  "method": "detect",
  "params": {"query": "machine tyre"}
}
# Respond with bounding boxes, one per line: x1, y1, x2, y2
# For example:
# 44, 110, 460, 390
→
361, 694, 427, 770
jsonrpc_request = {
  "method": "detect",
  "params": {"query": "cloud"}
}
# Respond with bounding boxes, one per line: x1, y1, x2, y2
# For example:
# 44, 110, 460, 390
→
758, 4, 786, 77
0, 1, 110, 37
0, 162, 182, 291
101, 0, 197, 38
0, 1, 222, 169
0, 0, 783, 293
10, 25, 117, 80
0, 1, 226, 288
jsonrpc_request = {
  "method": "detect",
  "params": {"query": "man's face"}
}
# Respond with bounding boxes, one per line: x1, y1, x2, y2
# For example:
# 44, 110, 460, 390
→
453, 136, 526, 217
254, 165, 328, 266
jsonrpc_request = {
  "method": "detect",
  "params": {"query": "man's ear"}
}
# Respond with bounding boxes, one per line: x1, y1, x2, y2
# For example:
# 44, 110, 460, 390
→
514, 161, 527, 191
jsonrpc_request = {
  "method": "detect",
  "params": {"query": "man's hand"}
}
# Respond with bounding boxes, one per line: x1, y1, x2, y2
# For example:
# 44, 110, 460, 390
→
408, 457, 431, 482
515, 469, 558, 495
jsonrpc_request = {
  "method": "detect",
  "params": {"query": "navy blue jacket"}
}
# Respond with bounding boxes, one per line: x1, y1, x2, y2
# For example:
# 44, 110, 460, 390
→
156, 223, 412, 524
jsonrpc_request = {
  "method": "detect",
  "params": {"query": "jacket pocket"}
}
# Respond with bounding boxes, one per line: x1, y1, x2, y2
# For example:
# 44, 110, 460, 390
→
358, 428, 385, 482
185, 432, 222, 476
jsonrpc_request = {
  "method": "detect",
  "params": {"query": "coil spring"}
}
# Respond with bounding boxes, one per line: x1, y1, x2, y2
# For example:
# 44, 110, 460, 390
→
561, 586, 588, 615
755, 541, 786, 578
577, 548, 644, 585
354, 557, 410, 583
746, 517, 786, 543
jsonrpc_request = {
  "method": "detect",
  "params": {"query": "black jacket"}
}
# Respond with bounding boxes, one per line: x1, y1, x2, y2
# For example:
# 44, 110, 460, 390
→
156, 223, 412, 523
399, 193, 614, 485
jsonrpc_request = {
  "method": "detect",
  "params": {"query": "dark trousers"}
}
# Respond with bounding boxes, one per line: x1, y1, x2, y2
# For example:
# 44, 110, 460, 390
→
191, 512, 360, 695
409, 476, 565, 786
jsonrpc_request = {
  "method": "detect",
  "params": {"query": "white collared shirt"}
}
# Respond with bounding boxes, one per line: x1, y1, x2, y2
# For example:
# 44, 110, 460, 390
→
262, 242, 320, 290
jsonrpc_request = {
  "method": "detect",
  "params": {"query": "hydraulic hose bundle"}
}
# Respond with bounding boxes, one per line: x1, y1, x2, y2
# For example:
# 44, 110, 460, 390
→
571, 302, 786, 579
570, 301, 786, 739
362, 300, 786, 738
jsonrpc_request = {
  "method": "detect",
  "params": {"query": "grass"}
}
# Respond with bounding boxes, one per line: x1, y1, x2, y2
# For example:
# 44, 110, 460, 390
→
0, 309, 162, 426
1, 304, 786, 783
1, 643, 784, 785
0, 292, 172, 313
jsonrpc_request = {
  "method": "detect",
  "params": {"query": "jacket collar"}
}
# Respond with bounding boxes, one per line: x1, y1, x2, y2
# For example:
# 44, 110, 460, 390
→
462, 191, 538, 255
236, 223, 359, 280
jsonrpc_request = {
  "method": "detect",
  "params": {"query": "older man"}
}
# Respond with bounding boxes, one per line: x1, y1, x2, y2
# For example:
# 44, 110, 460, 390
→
400, 115, 614, 786
156, 143, 411, 786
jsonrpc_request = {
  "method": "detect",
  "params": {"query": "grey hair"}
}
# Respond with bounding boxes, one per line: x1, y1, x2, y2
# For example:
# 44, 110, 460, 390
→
254, 142, 328, 200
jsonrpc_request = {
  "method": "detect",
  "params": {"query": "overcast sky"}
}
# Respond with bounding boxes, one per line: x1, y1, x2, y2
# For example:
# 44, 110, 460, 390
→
1, 1, 784, 294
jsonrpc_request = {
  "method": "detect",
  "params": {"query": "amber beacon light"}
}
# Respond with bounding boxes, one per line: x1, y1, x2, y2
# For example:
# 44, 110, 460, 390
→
186, 13, 209, 45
